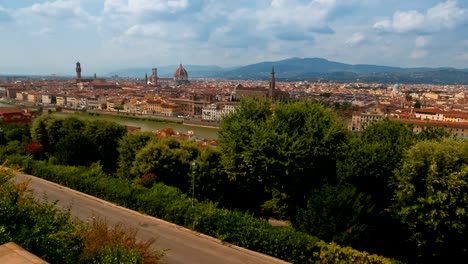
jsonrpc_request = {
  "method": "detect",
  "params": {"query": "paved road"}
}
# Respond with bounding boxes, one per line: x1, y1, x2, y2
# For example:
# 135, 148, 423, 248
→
14, 173, 289, 264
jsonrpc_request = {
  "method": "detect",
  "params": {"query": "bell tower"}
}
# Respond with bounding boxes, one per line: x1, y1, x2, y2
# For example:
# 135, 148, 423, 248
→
76, 62, 82, 81
269, 66, 275, 99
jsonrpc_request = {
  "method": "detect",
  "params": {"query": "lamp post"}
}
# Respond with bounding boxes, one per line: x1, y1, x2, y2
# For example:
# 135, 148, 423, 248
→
191, 161, 197, 207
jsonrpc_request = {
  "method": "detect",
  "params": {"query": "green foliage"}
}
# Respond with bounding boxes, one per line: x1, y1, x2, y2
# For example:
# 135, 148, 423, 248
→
314, 241, 392, 264
138, 173, 157, 188
195, 147, 233, 206
336, 119, 416, 259
391, 139, 468, 261
80, 218, 163, 264
0, 140, 26, 157
0, 162, 163, 264
30, 114, 127, 172
0, 165, 83, 263
55, 132, 96, 166
414, 100, 422, 108
131, 138, 200, 193
82, 120, 127, 173
13, 158, 392, 263
260, 189, 290, 220
416, 126, 451, 141
338, 118, 415, 207
294, 184, 374, 246
0, 123, 31, 145
116, 132, 154, 179
30, 114, 50, 150
219, 98, 348, 214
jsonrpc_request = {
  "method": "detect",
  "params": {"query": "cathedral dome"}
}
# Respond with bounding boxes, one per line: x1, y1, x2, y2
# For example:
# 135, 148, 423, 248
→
174, 64, 188, 80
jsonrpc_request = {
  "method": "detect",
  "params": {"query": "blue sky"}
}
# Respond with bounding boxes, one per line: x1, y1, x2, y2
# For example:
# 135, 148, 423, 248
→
0, 0, 467, 75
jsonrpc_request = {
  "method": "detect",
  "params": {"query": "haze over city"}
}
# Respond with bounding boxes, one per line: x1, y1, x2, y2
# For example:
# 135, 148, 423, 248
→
0, 0, 467, 75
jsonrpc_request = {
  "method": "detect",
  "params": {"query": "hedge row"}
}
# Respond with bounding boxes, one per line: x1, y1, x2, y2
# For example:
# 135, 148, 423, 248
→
1, 162, 163, 264
17, 157, 392, 264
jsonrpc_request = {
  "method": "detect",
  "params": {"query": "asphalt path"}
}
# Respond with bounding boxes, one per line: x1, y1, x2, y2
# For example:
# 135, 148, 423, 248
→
14, 173, 290, 264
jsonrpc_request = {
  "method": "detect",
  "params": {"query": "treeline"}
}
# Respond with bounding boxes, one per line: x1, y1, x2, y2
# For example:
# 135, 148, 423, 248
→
0, 164, 163, 263
1, 98, 467, 263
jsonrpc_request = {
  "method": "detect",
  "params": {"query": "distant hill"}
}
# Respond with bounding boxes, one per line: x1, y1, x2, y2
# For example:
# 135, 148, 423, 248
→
219, 58, 468, 84
107, 65, 228, 78
106, 58, 468, 84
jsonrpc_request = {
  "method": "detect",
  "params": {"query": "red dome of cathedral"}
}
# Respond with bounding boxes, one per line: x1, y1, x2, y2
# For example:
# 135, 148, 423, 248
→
174, 64, 188, 79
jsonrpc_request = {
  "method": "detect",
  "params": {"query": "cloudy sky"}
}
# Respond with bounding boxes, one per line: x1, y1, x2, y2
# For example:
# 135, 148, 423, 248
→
0, 0, 467, 75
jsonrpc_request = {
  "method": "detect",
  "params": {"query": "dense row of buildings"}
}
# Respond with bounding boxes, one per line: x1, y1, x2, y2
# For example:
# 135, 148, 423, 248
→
1, 62, 468, 138
0, 63, 289, 123
348, 83, 468, 137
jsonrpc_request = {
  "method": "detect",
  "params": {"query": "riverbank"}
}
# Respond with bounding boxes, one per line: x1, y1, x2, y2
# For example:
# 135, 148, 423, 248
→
0, 100, 15, 106
183, 119, 220, 129
66, 109, 221, 129
68, 109, 183, 124
53, 110, 220, 140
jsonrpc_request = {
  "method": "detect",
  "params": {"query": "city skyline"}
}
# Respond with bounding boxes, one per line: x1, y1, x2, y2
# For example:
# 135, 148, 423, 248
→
0, 0, 467, 75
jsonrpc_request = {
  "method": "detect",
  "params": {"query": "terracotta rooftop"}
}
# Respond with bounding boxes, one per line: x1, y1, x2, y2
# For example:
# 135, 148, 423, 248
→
0, 107, 23, 114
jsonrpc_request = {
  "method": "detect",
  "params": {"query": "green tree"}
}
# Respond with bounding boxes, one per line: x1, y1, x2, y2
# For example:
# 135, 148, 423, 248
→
219, 99, 348, 215
337, 119, 416, 260
338, 119, 415, 208
0, 167, 83, 263
54, 132, 96, 166
82, 120, 127, 173
195, 147, 234, 207
218, 98, 273, 212
416, 126, 450, 141
391, 139, 468, 262
31, 115, 126, 171
0, 123, 31, 144
293, 184, 374, 246
132, 138, 200, 192
116, 132, 154, 179
414, 100, 422, 108
30, 114, 53, 153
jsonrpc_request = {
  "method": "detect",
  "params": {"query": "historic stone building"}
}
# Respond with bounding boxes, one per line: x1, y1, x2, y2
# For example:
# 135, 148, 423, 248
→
148, 64, 190, 86
232, 66, 289, 102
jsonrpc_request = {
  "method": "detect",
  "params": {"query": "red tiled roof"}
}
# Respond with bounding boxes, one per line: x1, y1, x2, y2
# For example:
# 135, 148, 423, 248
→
0, 107, 22, 114
399, 119, 468, 129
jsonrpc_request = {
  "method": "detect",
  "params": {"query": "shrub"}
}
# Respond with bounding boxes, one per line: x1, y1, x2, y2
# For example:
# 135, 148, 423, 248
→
314, 241, 392, 264
0, 163, 83, 263
13, 158, 394, 264
80, 218, 164, 264
0, 161, 164, 264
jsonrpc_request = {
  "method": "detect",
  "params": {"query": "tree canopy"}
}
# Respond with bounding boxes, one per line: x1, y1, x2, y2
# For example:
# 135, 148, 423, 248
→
219, 98, 349, 214
391, 139, 468, 261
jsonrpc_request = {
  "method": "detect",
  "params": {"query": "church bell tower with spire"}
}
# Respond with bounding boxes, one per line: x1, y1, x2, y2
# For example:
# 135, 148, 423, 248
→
269, 66, 275, 99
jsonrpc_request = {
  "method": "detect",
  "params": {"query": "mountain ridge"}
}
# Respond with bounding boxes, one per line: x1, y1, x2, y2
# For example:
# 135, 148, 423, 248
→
106, 57, 468, 84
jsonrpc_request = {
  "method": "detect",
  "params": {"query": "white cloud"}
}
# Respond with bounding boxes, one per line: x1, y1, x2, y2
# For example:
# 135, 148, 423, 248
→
427, 0, 466, 29
459, 52, 468, 60
256, 0, 343, 38
31, 27, 54, 36
415, 36, 428, 48
104, 0, 189, 15
14, 0, 99, 24
410, 49, 427, 59
0, 5, 11, 21
345, 32, 365, 46
123, 21, 199, 43
125, 23, 167, 38
374, 0, 466, 33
